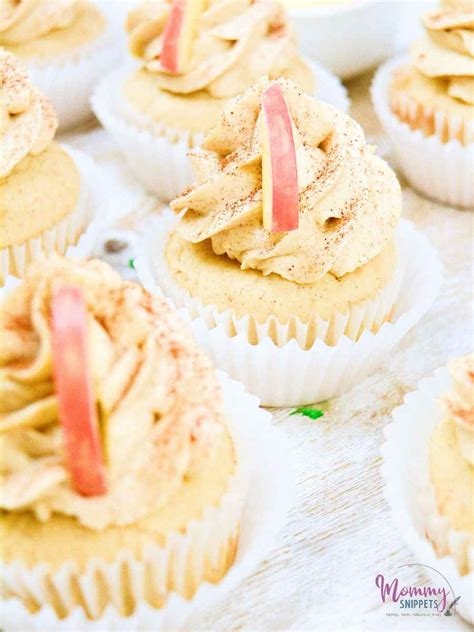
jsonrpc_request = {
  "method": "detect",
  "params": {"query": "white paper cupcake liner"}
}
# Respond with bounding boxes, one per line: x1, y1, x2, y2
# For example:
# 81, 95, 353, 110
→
140, 212, 405, 349
91, 59, 349, 202
0, 145, 106, 286
382, 368, 474, 624
24, 1, 124, 131
1, 373, 294, 630
372, 56, 474, 209
135, 213, 442, 406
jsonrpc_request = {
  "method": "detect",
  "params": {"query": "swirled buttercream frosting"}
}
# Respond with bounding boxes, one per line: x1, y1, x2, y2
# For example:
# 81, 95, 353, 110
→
170, 78, 401, 284
442, 0, 473, 10
412, 7, 474, 105
0, 0, 78, 45
442, 355, 474, 466
0, 49, 57, 178
0, 256, 227, 530
126, 0, 314, 98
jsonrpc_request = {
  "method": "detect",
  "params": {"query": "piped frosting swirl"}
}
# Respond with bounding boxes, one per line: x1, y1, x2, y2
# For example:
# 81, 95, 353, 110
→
412, 6, 474, 105
0, 50, 57, 178
0, 0, 78, 45
126, 0, 314, 98
0, 256, 227, 530
171, 78, 401, 284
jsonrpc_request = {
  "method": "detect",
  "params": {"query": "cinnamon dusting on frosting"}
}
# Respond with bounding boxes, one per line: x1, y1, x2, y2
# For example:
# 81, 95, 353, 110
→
0, 256, 226, 530
126, 0, 314, 98
0, 49, 57, 178
171, 78, 401, 284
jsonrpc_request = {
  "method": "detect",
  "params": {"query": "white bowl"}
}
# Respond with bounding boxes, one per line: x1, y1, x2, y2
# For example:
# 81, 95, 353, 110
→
287, 0, 403, 79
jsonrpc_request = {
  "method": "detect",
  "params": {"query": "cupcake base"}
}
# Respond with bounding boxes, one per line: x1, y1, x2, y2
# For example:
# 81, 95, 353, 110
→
382, 368, 474, 624
388, 65, 473, 146
164, 229, 397, 346
372, 56, 474, 209
0, 374, 294, 630
136, 212, 442, 407
24, 2, 124, 130
0, 145, 103, 286
92, 60, 349, 202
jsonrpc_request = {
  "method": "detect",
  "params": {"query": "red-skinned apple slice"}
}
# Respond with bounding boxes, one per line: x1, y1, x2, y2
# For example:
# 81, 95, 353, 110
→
51, 286, 107, 497
262, 84, 299, 233
161, 0, 206, 75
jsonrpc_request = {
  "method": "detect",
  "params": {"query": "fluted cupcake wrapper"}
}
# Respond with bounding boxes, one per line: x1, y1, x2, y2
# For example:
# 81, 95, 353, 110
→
91, 59, 350, 202
24, 1, 124, 131
372, 56, 474, 209
1, 374, 294, 630
135, 212, 442, 407
0, 145, 106, 287
382, 368, 474, 624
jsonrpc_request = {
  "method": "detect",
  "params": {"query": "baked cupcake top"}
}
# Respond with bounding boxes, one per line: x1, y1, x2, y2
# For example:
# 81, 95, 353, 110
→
442, 354, 474, 465
171, 78, 401, 285
126, 0, 313, 98
0, 256, 227, 531
411, 5, 474, 105
0, 49, 57, 178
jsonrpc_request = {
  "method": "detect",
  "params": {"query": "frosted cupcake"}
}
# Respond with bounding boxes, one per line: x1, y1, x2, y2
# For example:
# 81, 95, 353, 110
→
136, 78, 442, 406
428, 355, 473, 573
0, 0, 121, 129
0, 255, 249, 620
383, 356, 473, 623
92, 0, 349, 201
372, 2, 474, 208
0, 51, 100, 285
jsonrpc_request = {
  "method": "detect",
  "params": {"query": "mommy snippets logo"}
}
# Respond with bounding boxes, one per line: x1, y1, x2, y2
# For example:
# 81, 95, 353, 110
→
375, 564, 460, 616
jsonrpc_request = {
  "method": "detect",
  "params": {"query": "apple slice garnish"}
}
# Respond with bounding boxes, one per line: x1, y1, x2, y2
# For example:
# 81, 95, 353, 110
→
261, 84, 299, 233
51, 286, 107, 497
160, 0, 206, 75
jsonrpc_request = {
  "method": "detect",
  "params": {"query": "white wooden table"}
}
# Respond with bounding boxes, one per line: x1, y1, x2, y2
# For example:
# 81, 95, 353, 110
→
63, 71, 473, 632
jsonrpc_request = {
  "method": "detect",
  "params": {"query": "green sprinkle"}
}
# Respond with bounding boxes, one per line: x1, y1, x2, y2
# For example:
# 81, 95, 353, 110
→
128, 258, 136, 270
291, 406, 324, 420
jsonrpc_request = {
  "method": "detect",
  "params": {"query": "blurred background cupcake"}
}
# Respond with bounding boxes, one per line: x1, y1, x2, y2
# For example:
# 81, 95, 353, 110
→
0, 0, 124, 130
0, 255, 250, 620
372, 0, 474, 208
428, 355, 473, 573
0, 51, 103, 285
383, 355, 473, 624
281, 0, 403, 80
136, 78, 442, 406
92, 0, 349, 201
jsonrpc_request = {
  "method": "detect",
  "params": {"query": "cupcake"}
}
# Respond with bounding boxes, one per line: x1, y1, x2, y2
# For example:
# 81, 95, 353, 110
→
372, 2, 474, 208
0, 255, 250, 620
427, 355, 473, 573
0, 51, 100, 285
136, 78, 442, 406
383, 356, 473, 623
92, 0, 349, 201
0, 0, 122, 129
